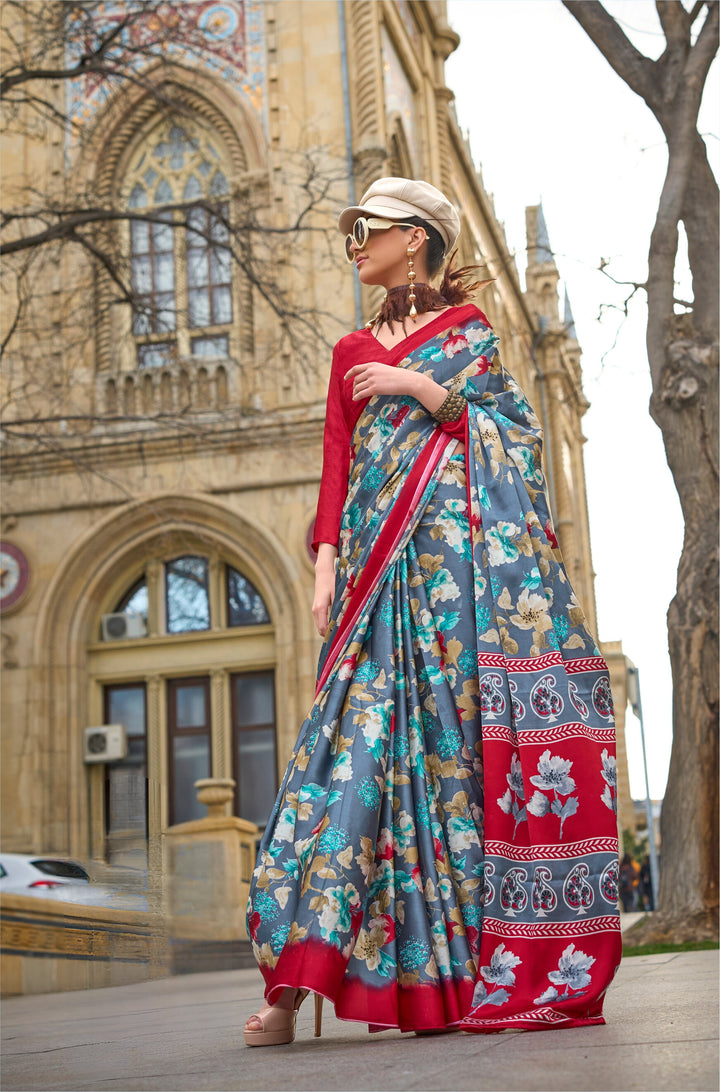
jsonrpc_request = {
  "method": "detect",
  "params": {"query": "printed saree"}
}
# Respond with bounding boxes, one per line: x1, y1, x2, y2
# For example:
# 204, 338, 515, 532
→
247, 309, 621, 1033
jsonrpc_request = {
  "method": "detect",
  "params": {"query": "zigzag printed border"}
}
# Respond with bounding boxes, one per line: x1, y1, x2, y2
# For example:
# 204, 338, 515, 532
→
477, 651, 609, 674
484, 836, 619, 861
482, 915, 621, 938
461, 1005, 605, 1028
481, 723, 617, 745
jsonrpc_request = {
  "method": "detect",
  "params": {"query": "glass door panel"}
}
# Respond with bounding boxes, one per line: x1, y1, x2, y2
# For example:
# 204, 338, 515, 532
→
104, 683, 147, 870
232, 672, 277, 828
167, 677, 211, 825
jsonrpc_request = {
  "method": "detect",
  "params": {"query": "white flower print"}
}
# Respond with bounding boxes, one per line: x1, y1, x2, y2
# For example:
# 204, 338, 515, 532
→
497, 788, 513, 815
447, 814, 481, 853
318, 883, 360, 946
527, 790, 551, 818
548, 943, 596, 993
507, 752, 525, 798
332, 749, 353, 782
393, 810, 416, 853
481, 942, 522, 986
509, 588, 554, 633
472, 942, 522, 1009
530, 750, 576, 796
533, 944, 596, 1006
527, 750, 579, 839
601, 748, 617, 787
359, 700, 393, 760
497, 753, 527, 835
273, 804, 297, 844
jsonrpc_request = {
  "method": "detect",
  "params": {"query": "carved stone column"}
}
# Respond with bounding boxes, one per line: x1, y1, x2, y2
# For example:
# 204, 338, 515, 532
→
210, 667, 231, 786
145, 674, 163, 889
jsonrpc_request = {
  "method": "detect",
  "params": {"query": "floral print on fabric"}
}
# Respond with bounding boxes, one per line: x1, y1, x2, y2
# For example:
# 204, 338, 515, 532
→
248, 310, 620, 1034
249, 457, 484, 1030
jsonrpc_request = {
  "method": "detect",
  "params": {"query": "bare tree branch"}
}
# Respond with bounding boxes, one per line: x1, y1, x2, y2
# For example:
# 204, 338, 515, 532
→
562, 1, 658, 106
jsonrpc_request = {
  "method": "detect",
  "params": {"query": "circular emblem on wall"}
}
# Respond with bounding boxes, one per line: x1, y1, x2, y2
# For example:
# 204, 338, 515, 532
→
0, 542, 30, 612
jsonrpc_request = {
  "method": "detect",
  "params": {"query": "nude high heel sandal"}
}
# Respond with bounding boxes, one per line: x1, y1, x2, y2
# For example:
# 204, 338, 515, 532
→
243, 990, 324, 1047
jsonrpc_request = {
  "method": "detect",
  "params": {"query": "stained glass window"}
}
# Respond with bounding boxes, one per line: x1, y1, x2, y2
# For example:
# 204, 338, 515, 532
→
124, 119, 233, 368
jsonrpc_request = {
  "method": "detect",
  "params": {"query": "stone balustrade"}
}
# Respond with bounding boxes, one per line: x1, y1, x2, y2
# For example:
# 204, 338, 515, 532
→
101, 358, 235, 420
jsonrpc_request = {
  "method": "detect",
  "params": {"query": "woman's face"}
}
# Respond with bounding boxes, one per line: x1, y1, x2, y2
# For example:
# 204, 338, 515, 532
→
348, 222, 427, 290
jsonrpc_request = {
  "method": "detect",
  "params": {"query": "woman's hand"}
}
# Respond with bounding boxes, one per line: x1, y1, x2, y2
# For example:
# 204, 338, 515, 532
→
313, 543, 338, 637
345, 361, 413, 401
345, 362, 449, 415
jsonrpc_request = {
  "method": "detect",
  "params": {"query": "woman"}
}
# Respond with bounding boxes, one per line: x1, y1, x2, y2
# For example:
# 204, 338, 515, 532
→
245, 178, 621, 1045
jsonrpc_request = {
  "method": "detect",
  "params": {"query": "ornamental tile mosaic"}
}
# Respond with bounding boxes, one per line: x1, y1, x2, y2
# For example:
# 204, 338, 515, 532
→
65, 1, 266, 147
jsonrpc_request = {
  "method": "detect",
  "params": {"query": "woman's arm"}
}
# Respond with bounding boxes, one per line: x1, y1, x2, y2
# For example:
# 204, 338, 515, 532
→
345, 361, 454, 416
312, 542, 338, 637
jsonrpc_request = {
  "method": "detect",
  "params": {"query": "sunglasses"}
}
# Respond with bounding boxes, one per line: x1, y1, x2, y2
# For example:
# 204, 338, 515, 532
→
344, 216, 406, 262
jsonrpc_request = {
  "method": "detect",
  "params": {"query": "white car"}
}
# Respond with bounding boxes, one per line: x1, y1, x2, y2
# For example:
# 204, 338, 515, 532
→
0, 852, 148, 910
0, 853, 90, 892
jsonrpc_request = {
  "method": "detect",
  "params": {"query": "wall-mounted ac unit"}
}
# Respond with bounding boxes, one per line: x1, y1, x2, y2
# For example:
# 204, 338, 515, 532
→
83, 724, 128, 764
101, 611, 147, 641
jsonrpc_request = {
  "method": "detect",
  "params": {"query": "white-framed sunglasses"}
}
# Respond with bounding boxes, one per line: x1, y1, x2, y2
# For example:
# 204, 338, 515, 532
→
344, 216, 406, 262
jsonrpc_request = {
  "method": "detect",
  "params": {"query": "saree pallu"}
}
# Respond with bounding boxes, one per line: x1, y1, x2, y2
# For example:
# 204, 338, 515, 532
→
247, 312, 621, 1033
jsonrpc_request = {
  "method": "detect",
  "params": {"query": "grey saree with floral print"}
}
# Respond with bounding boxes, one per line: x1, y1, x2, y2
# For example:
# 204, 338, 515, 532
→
247, 305, 621, 1033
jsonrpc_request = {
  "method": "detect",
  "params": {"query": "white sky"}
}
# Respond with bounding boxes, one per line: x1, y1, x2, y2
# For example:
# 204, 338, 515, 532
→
445, 0, 719, 799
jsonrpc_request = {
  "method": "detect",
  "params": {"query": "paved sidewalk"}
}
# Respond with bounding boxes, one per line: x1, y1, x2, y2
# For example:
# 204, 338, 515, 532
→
2, 950, 717, 1092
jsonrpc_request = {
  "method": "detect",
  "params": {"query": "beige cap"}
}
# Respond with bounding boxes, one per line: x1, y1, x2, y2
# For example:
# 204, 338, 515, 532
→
338, 177, 460, 252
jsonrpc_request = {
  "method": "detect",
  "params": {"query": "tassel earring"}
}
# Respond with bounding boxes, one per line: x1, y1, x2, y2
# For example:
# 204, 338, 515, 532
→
407, 247, 418, 318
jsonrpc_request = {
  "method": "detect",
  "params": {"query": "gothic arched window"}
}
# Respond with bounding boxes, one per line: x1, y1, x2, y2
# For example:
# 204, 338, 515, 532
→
123, 120, 233, 369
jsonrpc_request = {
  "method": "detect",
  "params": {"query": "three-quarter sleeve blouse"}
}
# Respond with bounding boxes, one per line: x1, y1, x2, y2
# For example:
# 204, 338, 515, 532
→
312, 305, 482, 553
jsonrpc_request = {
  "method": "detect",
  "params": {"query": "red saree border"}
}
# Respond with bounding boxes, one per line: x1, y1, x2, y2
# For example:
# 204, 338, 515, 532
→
261, 934, 475, 1032
315, 429, 454, 697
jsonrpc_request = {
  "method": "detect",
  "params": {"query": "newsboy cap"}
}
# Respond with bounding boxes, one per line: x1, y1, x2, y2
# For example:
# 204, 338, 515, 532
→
338, 177, 460, 253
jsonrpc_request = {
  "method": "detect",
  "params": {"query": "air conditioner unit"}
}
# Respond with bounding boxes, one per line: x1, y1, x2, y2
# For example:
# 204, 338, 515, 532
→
101, 611, 147, 641
83, 724, 128, 764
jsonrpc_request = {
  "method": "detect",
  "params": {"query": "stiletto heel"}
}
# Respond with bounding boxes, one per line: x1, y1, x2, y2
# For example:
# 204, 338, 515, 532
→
314, 994, 323, 1037
244, 988, 310, 1047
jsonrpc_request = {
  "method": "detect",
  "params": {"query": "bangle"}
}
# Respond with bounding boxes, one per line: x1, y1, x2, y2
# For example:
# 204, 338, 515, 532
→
433, 389, 467, 423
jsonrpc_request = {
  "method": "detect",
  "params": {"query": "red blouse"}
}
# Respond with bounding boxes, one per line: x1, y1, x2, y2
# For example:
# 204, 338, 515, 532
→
312, 304, 485, 552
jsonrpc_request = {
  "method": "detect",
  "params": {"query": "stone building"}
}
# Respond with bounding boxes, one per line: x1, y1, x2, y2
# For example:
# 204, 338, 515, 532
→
0, 0, 632, 883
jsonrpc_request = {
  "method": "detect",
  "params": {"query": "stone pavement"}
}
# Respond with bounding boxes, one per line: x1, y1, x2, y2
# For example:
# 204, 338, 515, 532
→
2, 948, 718, 1092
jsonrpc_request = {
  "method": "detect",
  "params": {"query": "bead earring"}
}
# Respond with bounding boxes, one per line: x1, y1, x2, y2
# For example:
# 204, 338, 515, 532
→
406, 246, 418, 318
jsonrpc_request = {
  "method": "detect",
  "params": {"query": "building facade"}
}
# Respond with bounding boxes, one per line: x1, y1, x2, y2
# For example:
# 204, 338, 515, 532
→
0, 0, 632, 881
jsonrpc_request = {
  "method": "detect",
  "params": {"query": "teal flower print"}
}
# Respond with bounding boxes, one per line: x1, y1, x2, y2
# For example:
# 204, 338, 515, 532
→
355, 658, 381, 684
356, 776, 381, 808
458, 647, 478, 675
359, 700, 393, 760
317, 824, 350, 854
509, 445, 543, 484
436, 723, 463, 758
425, 566, 461, 607
486, 521, 521, 566
521, 566, 543, 592
399, 937, 431, 971
270, 921, 291, 954
490, 573, 504, 598
318, 883, 360, 948
435, 499, 472, 559
254, 889, 279, 923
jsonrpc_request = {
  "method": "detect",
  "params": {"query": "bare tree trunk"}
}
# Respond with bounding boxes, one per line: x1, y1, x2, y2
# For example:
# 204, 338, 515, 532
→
650, 334, 719, 939
564, 0, 719, 941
